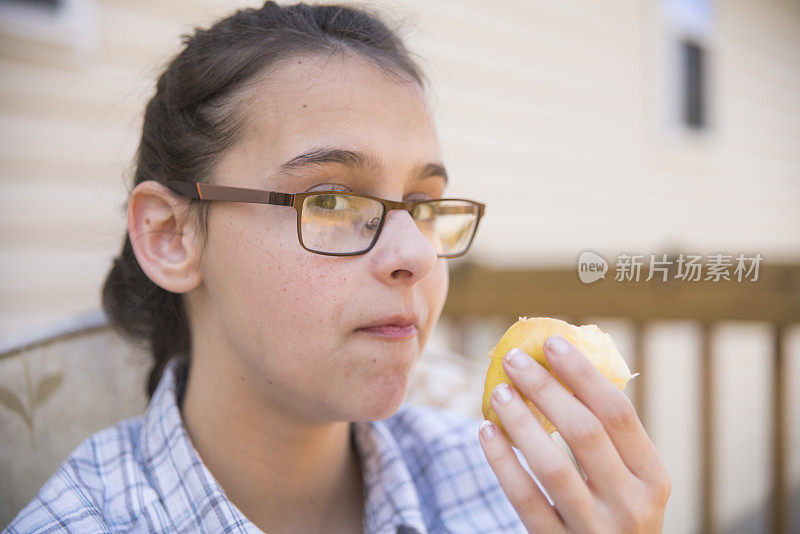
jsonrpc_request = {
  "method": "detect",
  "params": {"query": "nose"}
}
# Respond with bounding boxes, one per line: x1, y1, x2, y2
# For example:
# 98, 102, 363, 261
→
369, 208, 438, 282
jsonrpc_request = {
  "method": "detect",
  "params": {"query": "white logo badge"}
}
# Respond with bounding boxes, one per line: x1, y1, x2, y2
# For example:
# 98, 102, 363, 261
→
577, 250, 608, 284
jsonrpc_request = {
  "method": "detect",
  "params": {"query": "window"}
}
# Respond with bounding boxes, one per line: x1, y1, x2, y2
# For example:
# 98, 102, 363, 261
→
681, 39, 705, 129
656, 0, 714, 135
4, 0, 61, 9
0, 0, 96, 53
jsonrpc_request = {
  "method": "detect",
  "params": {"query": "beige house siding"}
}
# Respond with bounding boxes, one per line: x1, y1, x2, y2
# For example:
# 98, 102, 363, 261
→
409, 0, 800, 267
2, 0, 799, 331
0, 0, 228, 334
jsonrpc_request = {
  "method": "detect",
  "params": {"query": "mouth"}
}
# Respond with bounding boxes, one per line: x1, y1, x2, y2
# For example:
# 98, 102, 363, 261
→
356, 313, 420, 339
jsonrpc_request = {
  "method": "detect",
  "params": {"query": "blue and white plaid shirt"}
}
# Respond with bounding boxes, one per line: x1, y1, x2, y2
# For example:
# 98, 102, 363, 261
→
5, 355, 527, 533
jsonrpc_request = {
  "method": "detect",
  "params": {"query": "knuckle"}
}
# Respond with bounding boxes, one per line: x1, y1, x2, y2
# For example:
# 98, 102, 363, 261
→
516, 485, 543, 512
481, 436, 506, 462
538, 461, 574, 488
651, 469, 672, 504
574, 358, 599, 384
524, 367, 551, 396
566, 415, 606, 448
603, 496, 648, 534
500, 476, 527, 503
619, 507, 647, 533
603, 395, 639, 431
614, 479, 670, 533
505, 404, 533, 431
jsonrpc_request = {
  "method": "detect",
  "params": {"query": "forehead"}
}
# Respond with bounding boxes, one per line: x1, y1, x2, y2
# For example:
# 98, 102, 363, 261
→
220, 52, 441, 185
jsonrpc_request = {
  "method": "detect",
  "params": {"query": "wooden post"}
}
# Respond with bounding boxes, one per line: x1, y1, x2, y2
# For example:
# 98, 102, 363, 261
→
771, 324, 787, 534
700, 322, 715, 534
440, 263, 800, 533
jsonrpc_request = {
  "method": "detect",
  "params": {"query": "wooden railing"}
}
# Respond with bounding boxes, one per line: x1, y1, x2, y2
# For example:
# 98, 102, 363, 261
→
441, 260, 800, 534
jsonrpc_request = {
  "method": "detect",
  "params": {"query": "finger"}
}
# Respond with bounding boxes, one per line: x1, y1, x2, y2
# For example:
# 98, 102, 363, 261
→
479, 420, 565, 533
491, 382, 596, 531
501, 347, 634, 498
543, 335, 670, 485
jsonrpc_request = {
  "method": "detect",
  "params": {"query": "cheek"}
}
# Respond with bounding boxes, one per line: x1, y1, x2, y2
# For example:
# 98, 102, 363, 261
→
425, 260, 449, 325
206, 209, 347, 369
437, 259, 449, 301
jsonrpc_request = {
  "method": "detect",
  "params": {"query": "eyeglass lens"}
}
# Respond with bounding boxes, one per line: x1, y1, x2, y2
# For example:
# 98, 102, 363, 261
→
299, 193, 478, 256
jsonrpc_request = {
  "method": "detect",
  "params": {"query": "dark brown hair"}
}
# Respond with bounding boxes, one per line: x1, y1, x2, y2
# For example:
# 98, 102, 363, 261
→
101, 1, 427, 399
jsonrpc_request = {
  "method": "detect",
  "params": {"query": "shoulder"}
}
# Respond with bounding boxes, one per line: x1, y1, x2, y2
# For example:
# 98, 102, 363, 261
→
383, 403, 527, 533
5, 416, 155, 533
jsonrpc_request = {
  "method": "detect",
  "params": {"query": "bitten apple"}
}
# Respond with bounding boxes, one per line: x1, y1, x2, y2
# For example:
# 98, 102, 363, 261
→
483, 316, 637, 445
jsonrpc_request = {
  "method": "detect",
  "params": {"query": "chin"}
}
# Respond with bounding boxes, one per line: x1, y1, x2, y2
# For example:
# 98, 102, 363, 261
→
355, 374, 411, 421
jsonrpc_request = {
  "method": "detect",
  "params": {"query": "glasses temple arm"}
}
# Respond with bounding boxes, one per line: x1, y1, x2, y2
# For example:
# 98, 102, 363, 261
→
165, 180, 201, 199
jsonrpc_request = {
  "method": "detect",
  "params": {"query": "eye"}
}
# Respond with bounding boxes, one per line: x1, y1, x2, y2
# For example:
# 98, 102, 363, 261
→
308, 192, 353, 212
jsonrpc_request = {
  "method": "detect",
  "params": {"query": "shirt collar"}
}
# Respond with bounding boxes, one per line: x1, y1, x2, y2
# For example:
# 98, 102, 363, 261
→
353, 413, 427, 534
140, 355, 256, 532
140, 356, 427, 534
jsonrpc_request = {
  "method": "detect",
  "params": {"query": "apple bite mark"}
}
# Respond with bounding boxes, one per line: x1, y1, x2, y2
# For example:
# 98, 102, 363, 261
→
482, 317, 636, 447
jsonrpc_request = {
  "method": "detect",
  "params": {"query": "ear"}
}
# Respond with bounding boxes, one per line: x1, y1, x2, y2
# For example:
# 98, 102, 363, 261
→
127, 180, 203, 293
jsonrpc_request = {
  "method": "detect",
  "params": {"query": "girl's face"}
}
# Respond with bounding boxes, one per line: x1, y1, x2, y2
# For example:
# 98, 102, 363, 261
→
191, 54, 449, 422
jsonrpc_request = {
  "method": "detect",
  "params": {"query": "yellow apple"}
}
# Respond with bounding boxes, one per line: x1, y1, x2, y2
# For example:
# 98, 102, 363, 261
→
482, 316, 636, 445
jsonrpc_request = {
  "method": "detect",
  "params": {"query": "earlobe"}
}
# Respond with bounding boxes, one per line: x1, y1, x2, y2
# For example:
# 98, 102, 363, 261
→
127, 180, 202, 293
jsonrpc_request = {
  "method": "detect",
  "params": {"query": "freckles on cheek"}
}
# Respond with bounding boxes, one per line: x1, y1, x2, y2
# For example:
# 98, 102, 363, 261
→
231, 223, 355, 359
247, 251, 345, 333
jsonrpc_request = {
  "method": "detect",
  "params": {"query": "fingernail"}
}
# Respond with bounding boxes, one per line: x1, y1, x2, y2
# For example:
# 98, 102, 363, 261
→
479, 420, 496, 440
545, 335, 569, 356
492, 383, 513, 405
504, 348, 532, 369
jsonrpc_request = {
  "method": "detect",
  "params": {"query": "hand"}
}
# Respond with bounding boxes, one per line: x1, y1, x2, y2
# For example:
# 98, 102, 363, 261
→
478, 335, 671, 533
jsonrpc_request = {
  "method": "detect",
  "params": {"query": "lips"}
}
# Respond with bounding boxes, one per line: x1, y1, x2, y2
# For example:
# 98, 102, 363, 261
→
357, 313, 420, 330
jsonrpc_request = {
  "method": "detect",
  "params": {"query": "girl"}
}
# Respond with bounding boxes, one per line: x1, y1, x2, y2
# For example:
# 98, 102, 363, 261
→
7, 2, 670, 533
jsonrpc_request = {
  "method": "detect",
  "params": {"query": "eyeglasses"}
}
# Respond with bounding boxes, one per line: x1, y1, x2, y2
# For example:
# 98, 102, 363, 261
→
164, 180, 485, 258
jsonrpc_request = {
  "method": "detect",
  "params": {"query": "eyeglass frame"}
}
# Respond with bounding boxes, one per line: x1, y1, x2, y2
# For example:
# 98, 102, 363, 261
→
163, 180, 486, 258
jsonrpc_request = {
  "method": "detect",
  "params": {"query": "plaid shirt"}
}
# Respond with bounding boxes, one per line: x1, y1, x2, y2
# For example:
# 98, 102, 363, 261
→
5, 356, 527, 533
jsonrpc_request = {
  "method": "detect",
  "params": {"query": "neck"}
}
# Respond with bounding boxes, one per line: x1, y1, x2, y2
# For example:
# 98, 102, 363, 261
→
179, 353, 365, 533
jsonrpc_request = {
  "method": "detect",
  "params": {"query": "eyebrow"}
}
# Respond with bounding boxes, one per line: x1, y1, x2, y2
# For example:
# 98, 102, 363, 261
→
276, 147, 448, 186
